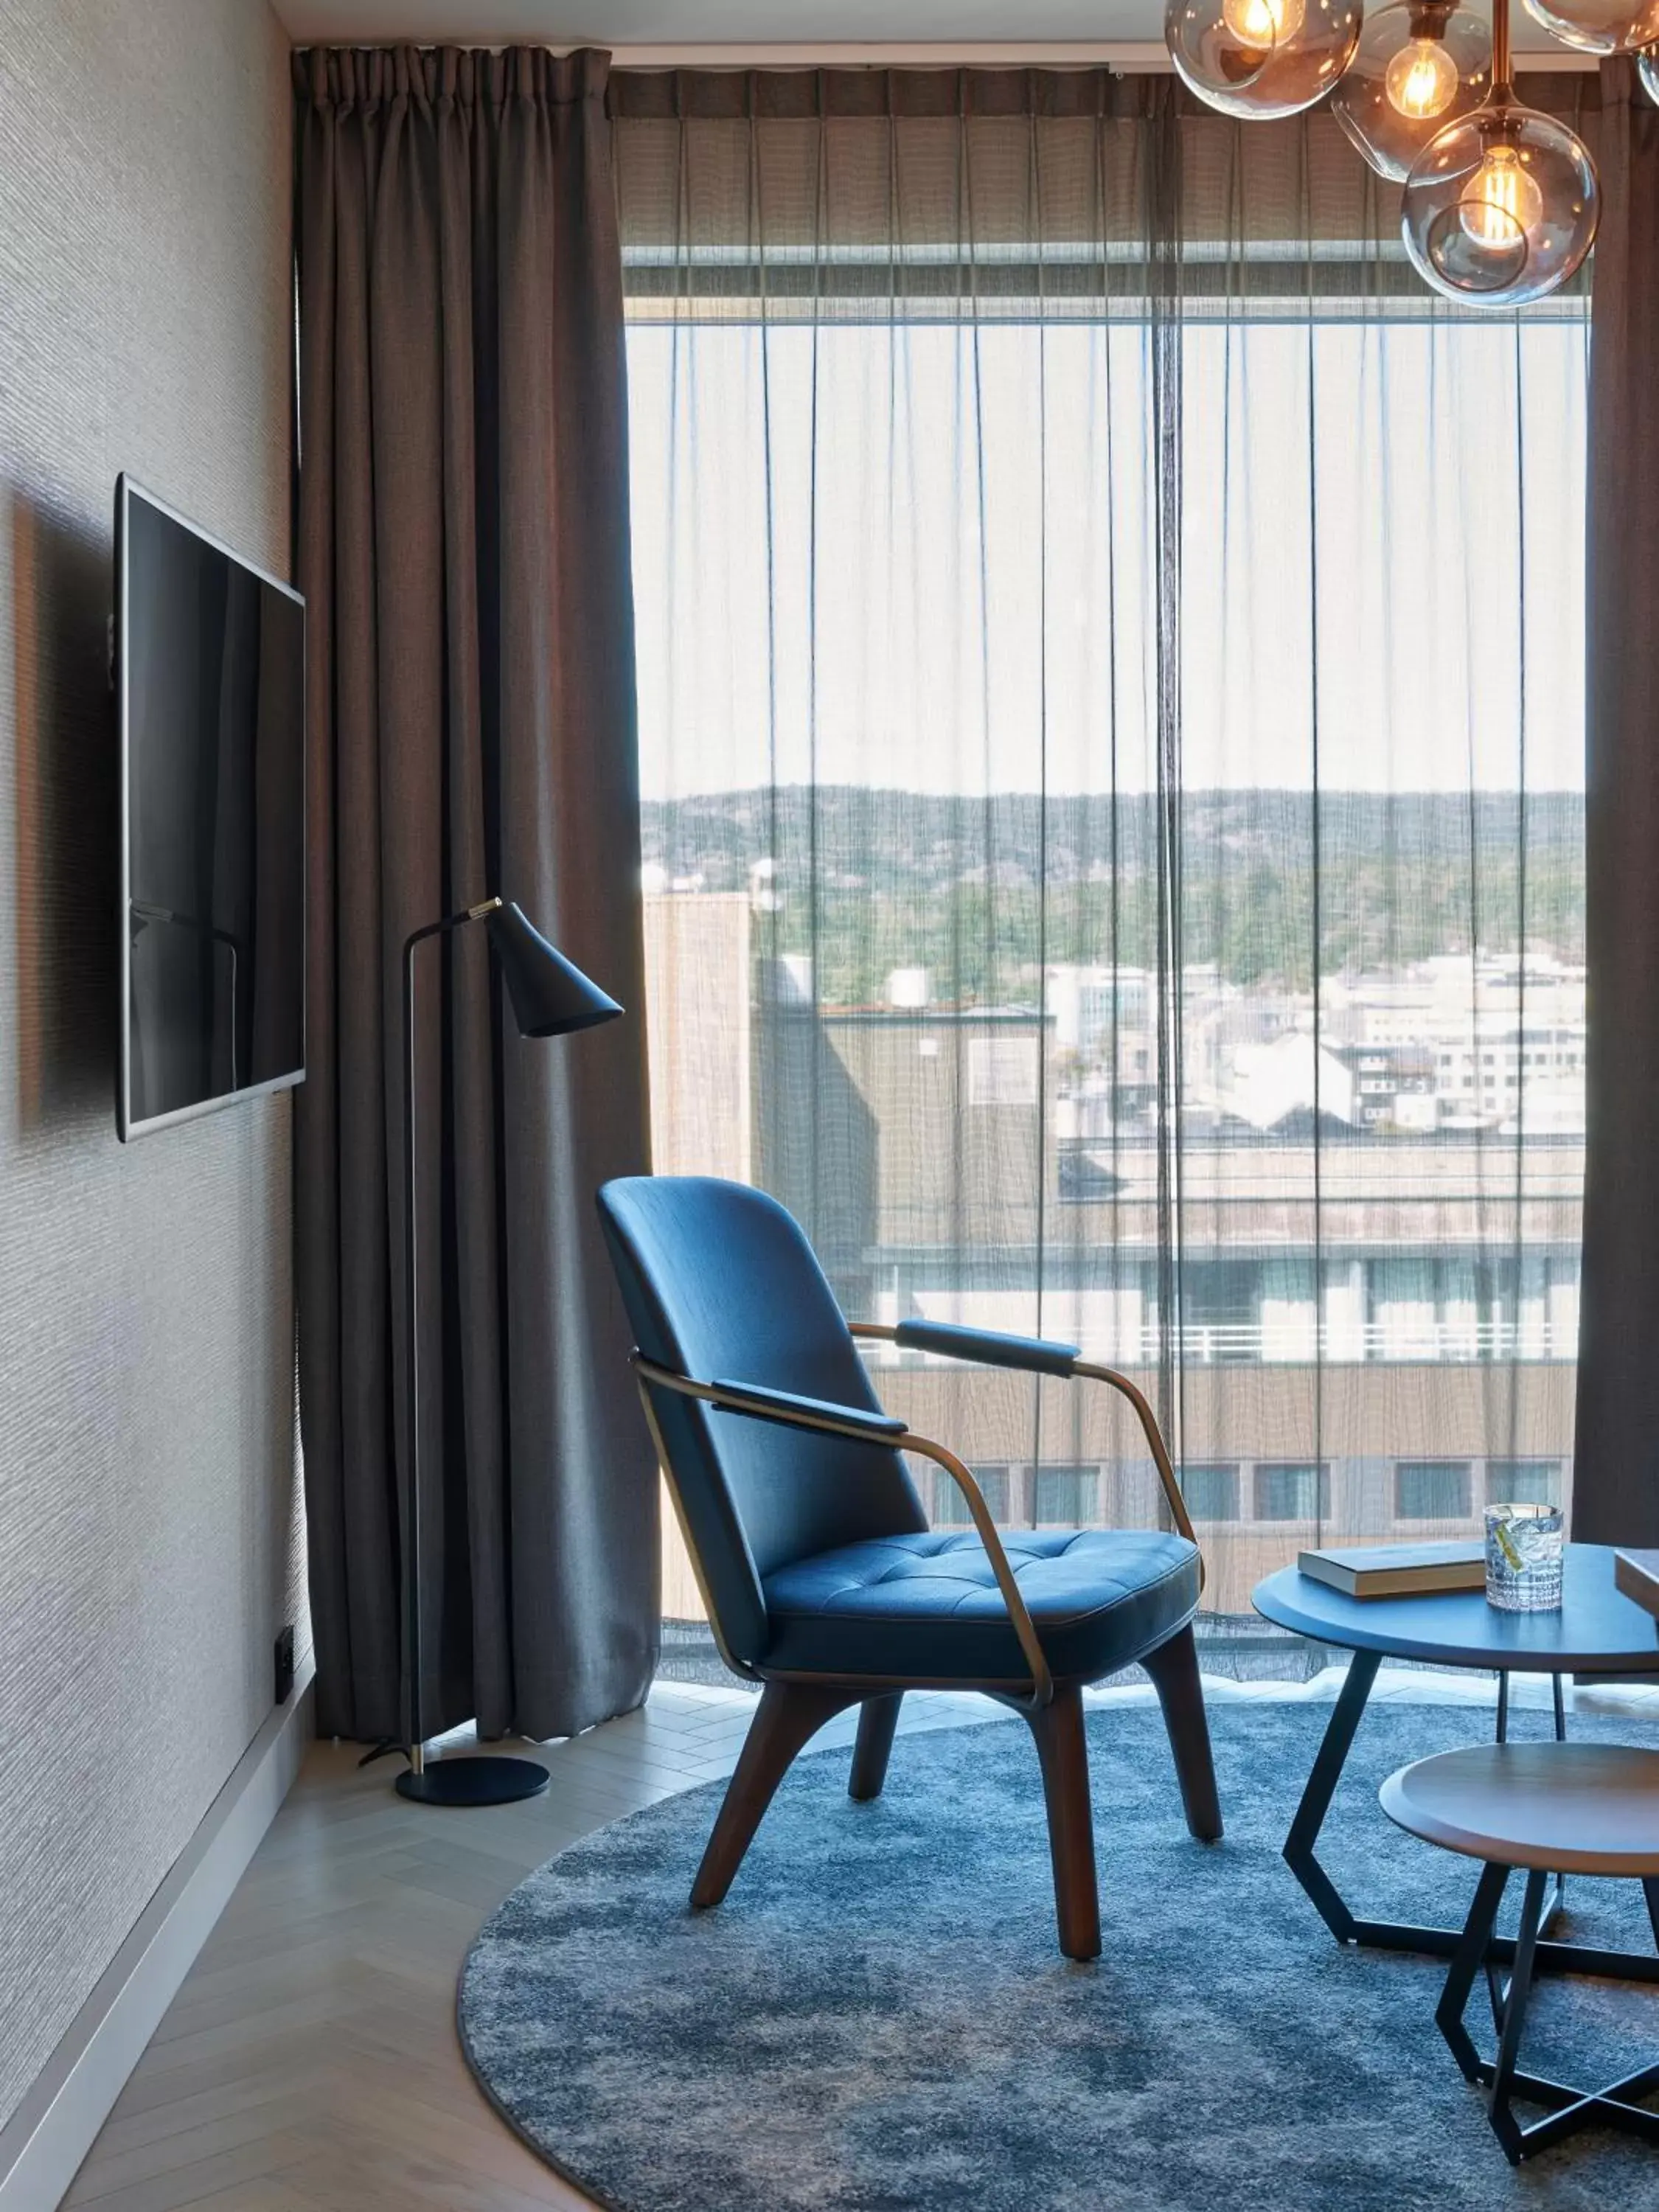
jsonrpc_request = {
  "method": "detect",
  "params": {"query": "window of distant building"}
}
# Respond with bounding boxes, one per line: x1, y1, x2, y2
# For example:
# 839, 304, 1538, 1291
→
1035, 1466, 1100, 1523
967, 1035, 1042, 1108
1253, 1464, 1331, 1521
1180, 1261, 1259, 1364
1182, 1464, 1240, 1521
1486, 1459, 1562, 1509
933, 1464, 1012, 1526
1395, 1460, 1472, 1520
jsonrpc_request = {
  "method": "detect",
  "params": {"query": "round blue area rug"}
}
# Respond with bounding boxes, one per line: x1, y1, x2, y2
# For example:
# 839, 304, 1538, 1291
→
459, 1703, 1659, 2212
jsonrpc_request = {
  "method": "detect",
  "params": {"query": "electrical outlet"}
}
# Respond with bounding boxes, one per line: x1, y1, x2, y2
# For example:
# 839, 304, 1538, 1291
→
274, 1624, 295, 1707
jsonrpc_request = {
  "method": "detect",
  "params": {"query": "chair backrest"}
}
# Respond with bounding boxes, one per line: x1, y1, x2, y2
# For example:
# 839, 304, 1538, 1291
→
597, 1176, 927, 1669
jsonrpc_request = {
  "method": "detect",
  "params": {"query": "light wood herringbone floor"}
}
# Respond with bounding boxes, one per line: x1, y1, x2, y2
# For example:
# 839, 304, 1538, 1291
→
62, 1668, 1641, 2211
60, 1683, 1000, 2212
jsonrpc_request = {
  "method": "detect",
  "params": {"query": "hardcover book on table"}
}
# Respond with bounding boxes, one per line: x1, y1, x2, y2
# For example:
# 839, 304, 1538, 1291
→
1615, 1549, 1659, 1619
1298, 1541, 1486, 1600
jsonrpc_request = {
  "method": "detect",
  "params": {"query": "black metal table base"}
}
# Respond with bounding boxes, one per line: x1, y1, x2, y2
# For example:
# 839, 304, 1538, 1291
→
1438, 1863, 1659, 2163
1284, 1646, 1659, 1986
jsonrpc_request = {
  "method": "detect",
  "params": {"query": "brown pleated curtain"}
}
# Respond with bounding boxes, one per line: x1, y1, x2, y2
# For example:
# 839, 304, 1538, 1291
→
293, 45, 656, 1746
1574, 57, 1659, 1554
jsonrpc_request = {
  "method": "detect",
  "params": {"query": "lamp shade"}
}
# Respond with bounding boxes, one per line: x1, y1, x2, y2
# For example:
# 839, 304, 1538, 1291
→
484, 902, 622, 1038
1166, 0, 1362, 119
1401, 97, 1598, 306
1329, 2, 1493, 184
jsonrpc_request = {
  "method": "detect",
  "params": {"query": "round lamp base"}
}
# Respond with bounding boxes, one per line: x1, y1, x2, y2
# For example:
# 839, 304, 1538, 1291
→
396, 1754, 550, 1807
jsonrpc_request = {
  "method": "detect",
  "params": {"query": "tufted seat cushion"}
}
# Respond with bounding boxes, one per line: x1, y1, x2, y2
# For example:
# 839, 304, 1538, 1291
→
760, 1527, 1200, 1686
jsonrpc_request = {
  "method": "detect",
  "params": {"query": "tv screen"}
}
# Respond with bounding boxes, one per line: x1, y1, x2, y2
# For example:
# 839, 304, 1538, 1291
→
116, 476, 305, 1139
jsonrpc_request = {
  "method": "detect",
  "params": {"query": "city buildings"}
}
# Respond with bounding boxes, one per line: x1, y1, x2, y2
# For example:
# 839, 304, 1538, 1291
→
645, 892, 1583, 1626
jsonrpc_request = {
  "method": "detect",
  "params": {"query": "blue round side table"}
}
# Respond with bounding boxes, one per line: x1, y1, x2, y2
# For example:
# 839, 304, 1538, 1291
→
1253, 1541, 1659, 1984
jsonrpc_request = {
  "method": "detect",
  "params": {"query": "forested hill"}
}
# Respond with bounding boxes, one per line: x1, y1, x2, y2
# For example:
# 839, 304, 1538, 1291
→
641, 787, 1585, 1004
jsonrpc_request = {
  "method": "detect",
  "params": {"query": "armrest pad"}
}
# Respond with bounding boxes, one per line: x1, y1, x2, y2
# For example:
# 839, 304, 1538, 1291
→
892, 1319, 1079, 1378
707, 1377, 908, 1439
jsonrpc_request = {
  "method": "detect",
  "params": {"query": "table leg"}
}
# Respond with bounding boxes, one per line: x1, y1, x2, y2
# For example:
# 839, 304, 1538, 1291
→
1544, 1671, 1568, 1930
1491, 1672, 1568, 1966
1486, 1868, 1550, 2164
1282, 1647, 1382, 1944
1495, 1669, 1567, 1747
1281, 1651, 1659, 1984
1436, 1863, 1659, 2164
1436, 1860, 1511, 2084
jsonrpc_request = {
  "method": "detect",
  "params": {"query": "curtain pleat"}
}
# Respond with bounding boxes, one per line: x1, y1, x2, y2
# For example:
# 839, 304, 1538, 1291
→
295, 45, 656, 1745
617, 69, 1591, 1644
1573, 58, 1659, 1553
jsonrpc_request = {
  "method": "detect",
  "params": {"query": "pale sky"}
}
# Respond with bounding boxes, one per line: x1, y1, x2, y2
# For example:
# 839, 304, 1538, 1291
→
626, 316, 1588, 802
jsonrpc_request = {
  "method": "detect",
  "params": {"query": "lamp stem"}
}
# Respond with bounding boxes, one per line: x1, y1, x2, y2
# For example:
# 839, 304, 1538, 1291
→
1492, 0, 1512, 91
395, 893, 565, 1808
403, 929, 422, 1776
400, 897, 503, 1777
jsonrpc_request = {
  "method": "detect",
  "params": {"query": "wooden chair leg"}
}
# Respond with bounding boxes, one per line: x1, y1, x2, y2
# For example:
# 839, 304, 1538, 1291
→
1142, 1623, 1223, 1843
1026, 1686, 1101, 1962
849, 1692, 903, 1802
691, 1681, 859, 1909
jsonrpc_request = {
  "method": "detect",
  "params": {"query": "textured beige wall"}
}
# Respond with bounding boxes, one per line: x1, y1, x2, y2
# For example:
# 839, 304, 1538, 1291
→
0, 0, 302, 2135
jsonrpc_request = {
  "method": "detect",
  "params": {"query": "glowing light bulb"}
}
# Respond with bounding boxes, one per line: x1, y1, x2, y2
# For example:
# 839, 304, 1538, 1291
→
1220, 0, 1307, 50
1458, 143, 1545, 251
1385, 34, 1461, 119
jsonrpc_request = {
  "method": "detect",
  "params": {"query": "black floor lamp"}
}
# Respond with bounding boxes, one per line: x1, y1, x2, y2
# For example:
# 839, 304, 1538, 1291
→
396, 895, 622, 1809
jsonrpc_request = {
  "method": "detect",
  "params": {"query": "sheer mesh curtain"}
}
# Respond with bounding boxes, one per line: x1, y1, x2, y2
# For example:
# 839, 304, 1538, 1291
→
612, 69, 1591, 1663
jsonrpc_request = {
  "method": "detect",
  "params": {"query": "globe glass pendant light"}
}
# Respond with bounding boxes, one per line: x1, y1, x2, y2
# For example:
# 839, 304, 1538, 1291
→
1166, 0, 1363, 119
1522, 0, 1659, 52
1330, 2, 1494, 181
1400, 0, 1598, 305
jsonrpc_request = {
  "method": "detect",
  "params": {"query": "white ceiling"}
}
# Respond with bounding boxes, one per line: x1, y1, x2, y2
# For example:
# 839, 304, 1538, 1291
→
271, 1, 1171, 47
268, 0, 1571, 61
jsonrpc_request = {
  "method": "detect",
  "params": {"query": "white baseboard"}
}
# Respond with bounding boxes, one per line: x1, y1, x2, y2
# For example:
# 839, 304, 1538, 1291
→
0, 1663, 315, 2212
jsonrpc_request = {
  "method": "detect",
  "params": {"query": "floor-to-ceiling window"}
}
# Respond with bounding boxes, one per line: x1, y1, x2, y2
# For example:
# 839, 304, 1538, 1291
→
614, 72, 1587, 1671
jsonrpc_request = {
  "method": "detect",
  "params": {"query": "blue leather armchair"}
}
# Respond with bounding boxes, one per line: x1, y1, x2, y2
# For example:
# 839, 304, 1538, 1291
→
597, 1174, 1221, 1960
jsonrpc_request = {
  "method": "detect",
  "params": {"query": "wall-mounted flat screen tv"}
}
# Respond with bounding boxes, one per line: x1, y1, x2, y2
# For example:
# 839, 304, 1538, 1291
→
116, 476, 305, 1139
